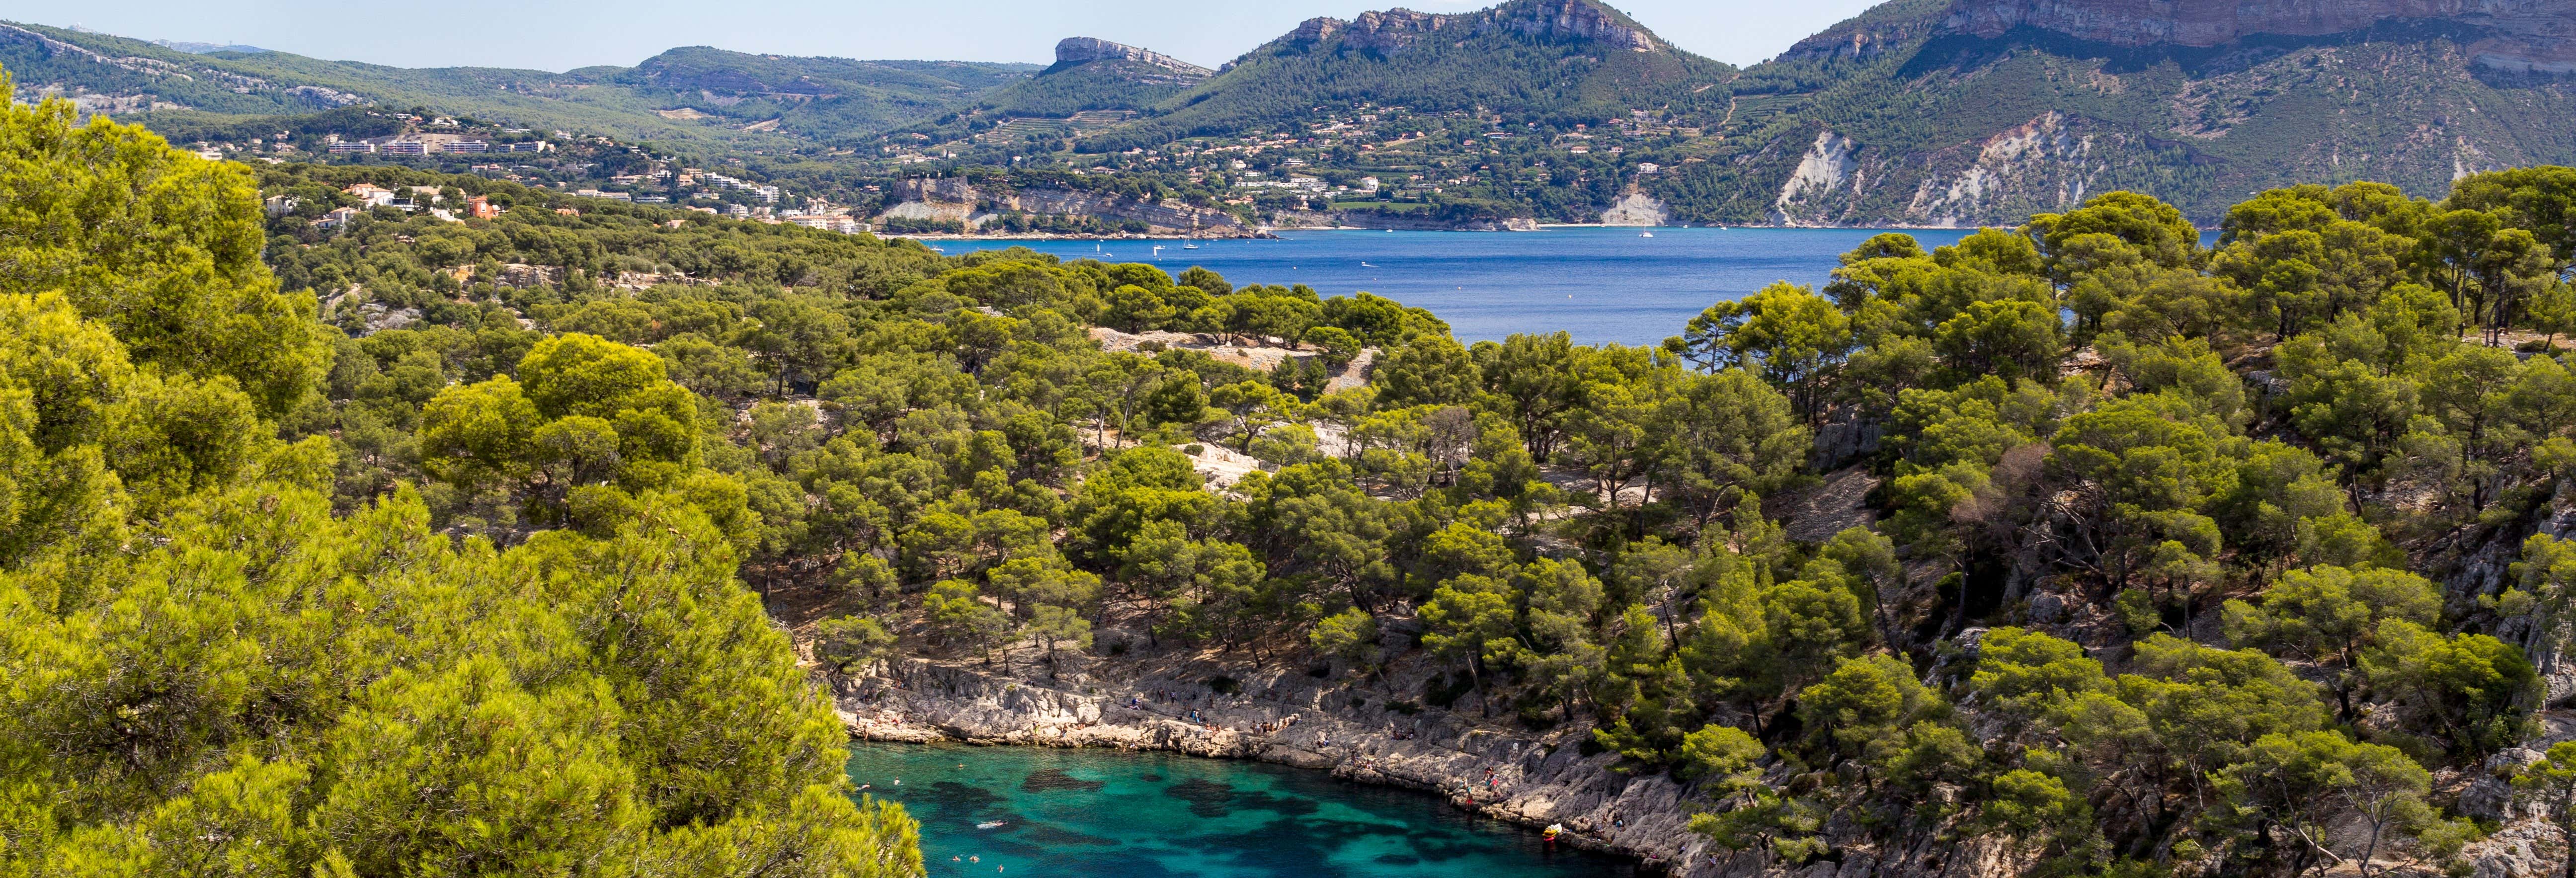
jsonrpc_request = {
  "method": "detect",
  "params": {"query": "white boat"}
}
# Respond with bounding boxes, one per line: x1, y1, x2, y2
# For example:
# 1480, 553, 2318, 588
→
1361, 261, 1376, 268
976, 821, 1007, 830
1182, 241, 1200, 249
1639, 231, 1654, 238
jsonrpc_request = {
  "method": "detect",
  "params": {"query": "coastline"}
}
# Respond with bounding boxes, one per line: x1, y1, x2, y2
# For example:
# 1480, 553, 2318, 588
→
832, 656, 1708, 873
886, 223, 2000, 242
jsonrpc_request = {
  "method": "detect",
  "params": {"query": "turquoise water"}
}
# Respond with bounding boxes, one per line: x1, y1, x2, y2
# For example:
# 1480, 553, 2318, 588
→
933, 227, 1978, 345
846, 742, 1637, 878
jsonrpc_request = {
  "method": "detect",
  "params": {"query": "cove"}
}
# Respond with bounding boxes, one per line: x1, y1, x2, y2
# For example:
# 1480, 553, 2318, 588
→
846, 741, 1640, 878
930, 227, 1979, 346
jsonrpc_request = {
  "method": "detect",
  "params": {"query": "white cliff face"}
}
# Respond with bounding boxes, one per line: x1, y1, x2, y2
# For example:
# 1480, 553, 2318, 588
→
1051, 37, 1213, 77
1600, 193, 1670, 226
1772, 131, 1858, 225
1905, 112, 2100, 227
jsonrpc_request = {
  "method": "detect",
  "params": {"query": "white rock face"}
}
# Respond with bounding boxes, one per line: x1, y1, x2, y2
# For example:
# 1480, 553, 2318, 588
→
1903, 112, 2098, 227
1600, 193, 1669, 226
1772, 131, 1856, 225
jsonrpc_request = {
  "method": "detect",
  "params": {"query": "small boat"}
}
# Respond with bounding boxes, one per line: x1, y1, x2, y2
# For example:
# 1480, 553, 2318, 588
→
976, 821, 1008, 830
1543, 823, 1563, 844
1639, 231, 1654, 238
1182, 240, 1200, 249
1360, 261, 1376, 267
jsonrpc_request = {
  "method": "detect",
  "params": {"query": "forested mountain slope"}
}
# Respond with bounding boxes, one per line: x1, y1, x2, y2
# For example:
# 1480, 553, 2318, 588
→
25, 0, 2576, 228
1078, 0, 1732, 151
1667, 0, 2576, 224
0, 21, 1035, 149
970, 37, 1213, 119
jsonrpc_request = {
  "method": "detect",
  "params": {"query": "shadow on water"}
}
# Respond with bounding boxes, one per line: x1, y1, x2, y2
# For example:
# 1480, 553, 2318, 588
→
1023, 769, 1107, 793
849, 742, 1639, 878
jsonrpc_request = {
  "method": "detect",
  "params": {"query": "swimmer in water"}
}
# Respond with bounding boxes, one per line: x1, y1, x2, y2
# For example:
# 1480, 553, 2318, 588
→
970, 856, 980, 864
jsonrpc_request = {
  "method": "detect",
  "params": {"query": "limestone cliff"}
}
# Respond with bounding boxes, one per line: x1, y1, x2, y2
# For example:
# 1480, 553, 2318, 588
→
1050, 37, 1211, 78
1286, 0, 1663, 56
1941, 0, 2576, 72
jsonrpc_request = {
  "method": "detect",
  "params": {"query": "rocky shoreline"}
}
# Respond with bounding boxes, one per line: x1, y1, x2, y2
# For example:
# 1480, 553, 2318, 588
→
826, 652, 2572, 878
832, 655, 1725, 874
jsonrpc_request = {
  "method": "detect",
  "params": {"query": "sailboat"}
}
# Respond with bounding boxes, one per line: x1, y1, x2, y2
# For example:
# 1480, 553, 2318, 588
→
1638, 230, 1655, 238
1182, 239, 1200, 250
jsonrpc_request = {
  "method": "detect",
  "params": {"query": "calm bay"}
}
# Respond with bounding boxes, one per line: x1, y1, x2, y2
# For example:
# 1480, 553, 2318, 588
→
934, 227, 1981, 346
848, 742, 1640, 878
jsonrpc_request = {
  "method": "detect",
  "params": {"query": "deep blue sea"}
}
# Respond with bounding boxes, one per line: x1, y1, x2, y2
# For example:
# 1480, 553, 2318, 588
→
848, 742, 1637, 878
934, 227, 1978, 346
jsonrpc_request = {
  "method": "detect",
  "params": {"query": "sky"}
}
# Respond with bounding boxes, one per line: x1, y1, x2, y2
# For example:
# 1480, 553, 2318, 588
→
0, 0, 1889, 72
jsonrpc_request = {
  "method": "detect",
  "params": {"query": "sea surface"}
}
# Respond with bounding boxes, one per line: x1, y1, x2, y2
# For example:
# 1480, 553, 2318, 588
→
846, 741, 1639, 878
933, 227, 1979, 346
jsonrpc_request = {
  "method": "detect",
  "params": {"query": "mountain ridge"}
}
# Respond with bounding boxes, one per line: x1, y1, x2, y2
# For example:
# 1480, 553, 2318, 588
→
1941, 0, 2576, 71
17, 0, 2576, 227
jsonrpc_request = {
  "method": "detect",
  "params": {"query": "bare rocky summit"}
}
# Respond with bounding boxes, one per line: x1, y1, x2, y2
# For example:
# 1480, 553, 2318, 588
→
1051, 37, 1212, 77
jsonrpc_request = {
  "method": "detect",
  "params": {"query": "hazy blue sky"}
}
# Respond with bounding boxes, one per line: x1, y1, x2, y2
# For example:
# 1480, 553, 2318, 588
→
0, 0, 1889, 71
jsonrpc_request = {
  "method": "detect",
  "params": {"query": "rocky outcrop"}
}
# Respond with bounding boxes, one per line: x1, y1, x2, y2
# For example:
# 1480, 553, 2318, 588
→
1902, 111, 2102, 227
1051, 37, 1211, 77
1600, 192, 1669, 226
842, 653, 1721, 872
1942, 0, 2576, 72
840, 645, 2033, 878
1288, 0, 1661, 56
1771, 131, 1859, 225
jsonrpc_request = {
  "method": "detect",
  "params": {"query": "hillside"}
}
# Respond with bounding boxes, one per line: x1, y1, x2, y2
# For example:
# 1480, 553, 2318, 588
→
1082, 0, 1733, 151
24, 0, 2576, 227
1658, 0, 2576, 224
973, 37, 1213, 119
0, 21, 1035, 149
